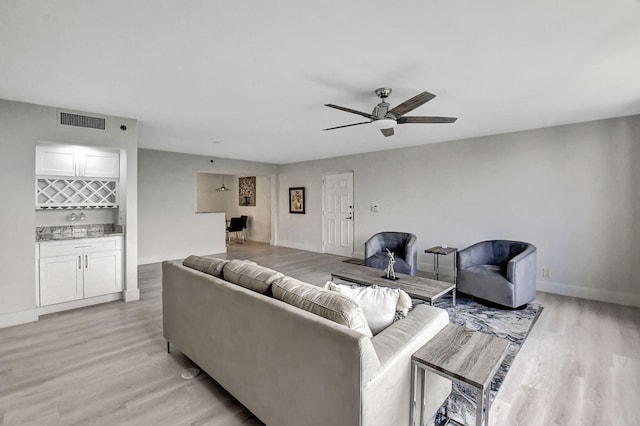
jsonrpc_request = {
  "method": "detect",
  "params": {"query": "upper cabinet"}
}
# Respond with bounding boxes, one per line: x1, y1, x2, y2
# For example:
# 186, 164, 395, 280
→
36, 145, 119, 178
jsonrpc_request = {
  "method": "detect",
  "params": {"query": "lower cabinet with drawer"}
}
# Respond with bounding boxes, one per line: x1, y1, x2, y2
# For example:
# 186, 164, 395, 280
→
38, 236, 123, 308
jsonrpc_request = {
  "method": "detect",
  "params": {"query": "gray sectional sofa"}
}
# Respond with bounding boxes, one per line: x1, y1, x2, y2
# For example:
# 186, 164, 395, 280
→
162, 257, 451, 426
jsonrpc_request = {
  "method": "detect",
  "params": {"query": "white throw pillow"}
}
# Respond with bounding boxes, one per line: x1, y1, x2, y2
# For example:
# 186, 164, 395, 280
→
324, 282, 412, 335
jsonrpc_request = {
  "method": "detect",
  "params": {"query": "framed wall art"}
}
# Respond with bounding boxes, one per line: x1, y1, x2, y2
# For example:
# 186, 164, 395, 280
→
239, 176, 256, 206
289, 187, 305, 214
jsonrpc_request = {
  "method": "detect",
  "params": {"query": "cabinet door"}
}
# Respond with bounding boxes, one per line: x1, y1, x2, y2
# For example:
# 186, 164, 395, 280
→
83, 250, 123, 298
36, 145, 79, 176
39, 255, 84, 306
81, 151, 119, 178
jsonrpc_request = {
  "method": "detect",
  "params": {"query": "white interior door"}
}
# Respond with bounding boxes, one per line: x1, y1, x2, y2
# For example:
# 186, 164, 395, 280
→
323, 172, 354, 256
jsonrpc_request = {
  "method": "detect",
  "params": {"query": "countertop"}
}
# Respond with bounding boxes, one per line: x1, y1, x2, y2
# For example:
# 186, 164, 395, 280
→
36, 232, 124, 242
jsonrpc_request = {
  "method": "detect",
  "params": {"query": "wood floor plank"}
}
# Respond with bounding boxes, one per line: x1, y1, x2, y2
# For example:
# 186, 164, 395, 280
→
1, 241, 639, 425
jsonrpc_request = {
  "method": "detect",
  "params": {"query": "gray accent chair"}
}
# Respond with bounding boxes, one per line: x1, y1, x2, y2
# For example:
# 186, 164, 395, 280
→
364, 232, 417, 276
457, 240, 537, 308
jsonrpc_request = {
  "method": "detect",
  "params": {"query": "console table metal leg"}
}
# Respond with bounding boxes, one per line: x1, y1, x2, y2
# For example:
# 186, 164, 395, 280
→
410, 362, 417, 426
453, 251, 457, 284
476, 385, 484, 426
485, 385, 491, 425
433, 253, 439, 280
420, 368, 427, 426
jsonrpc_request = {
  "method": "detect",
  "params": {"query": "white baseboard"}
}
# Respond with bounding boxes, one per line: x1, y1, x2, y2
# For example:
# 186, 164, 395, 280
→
0, 308, 39, 329
537, 280, 640, 308
124, 289, 140, 302
38, 293, 123, 315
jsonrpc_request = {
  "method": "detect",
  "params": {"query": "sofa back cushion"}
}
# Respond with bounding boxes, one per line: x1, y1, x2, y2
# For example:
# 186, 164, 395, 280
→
223, 259, 284, 294
491, 241, 528, 266
272, 276, 373, 338
183, 255, 229, 278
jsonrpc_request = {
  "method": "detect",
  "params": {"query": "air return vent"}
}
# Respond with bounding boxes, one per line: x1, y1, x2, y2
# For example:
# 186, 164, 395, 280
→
59, 111, 106, 130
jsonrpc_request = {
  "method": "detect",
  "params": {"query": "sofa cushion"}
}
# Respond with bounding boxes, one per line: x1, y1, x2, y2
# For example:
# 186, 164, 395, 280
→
272, 276, 373, 337
183, 255, 229, 278
223, 259, 284, 294
324, 282, 412, 335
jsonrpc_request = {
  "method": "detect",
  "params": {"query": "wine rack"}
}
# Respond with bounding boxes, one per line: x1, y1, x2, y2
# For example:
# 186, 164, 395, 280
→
36, 178, 118, 209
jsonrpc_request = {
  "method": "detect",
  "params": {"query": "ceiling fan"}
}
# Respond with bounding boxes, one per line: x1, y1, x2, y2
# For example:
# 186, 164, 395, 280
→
324, 88, 457, 137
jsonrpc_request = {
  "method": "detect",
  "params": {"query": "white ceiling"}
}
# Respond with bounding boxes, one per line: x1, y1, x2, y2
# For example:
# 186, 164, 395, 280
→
2, 1, 640, 164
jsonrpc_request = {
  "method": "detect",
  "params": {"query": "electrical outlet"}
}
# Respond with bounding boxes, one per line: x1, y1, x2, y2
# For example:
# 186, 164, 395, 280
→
542, 268, 550, 279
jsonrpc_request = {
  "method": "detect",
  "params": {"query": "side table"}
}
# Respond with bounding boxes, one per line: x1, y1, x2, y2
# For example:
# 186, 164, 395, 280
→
410, 324, 510, 426
424, 246, 457, 282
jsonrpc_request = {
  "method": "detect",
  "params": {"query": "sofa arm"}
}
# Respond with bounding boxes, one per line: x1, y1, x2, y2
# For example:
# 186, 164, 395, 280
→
506, 244, 537, 285
371, 303, 448, 367
364, 304, 451, 425
457, 241, 493, 270
404, 234, 418, 276
364, 234, 384, 260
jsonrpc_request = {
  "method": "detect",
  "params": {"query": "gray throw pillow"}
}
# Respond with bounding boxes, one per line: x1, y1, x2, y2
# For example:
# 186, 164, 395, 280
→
183, 255, 229, 278
272, 276, 373, 338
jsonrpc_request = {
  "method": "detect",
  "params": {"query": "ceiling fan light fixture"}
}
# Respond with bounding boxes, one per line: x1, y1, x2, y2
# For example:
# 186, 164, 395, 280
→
370, 118, 397, 129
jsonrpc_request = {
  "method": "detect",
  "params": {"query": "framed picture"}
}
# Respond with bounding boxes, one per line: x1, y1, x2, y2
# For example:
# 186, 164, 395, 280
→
289, 187, 305, 214
238, 176, 256, 206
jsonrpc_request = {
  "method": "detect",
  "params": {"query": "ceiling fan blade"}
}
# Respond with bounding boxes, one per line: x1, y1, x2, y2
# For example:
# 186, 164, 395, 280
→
323, 121, 370, 131
325, 104, 374, 119
389, 91, 436, 116
380, 128, 394, 137
397, 116, 458, 124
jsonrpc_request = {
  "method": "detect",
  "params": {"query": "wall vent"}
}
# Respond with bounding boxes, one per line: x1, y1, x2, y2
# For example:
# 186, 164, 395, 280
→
59, 111, 106, 130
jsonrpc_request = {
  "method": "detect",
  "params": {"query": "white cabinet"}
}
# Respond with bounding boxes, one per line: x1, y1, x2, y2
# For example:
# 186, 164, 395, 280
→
38, 237, 123, 307
84, 250, 122, 298
36, 145, 119, 178
36, 145, 76, 176
39, 255, 84, 306
82, 151, 119, 178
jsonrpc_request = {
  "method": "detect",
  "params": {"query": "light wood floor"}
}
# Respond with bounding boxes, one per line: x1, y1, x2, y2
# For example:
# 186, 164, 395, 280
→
1, 241, 639, 425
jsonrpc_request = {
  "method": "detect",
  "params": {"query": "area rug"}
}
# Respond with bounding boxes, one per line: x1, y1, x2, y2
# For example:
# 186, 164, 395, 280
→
414, 294, 544, 425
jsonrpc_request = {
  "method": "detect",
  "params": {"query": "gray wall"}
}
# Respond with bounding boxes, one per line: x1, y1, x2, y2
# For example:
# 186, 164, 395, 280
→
0, 99, 139, 327
276, 115, 640, 306
138, 149, 278, 264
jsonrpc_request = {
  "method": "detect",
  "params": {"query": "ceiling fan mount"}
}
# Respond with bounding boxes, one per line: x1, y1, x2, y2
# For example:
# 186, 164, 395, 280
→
324, 88, 457, 137
374, 87, 392, 99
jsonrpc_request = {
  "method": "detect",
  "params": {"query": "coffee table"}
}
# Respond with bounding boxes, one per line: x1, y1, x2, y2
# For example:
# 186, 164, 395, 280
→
410, 324, 510, 426
331, 264, 456, 306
